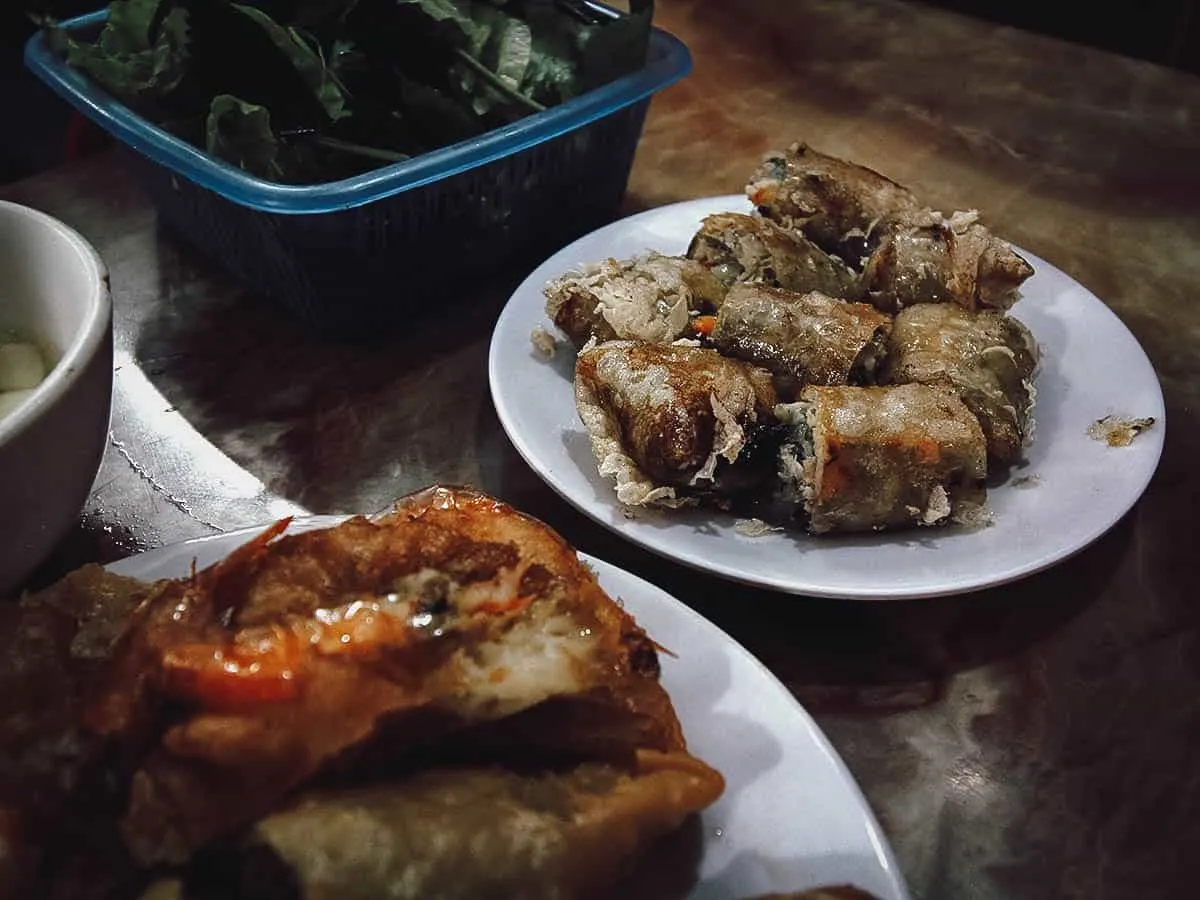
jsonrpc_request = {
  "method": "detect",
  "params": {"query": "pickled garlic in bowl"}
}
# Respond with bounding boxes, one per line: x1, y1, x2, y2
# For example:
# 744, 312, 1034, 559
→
0, 337, 49, 419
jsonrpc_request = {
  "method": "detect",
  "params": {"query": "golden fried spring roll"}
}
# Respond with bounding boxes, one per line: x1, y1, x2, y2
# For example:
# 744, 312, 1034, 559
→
776, 384, 988, 533
575, 342, 779, 507
712, 285, 892, 395
746, 143, 1034, 311
746, 144, 920, 259
685, 212, 863, 300
204, 752, 723, 900
543, 253, 727, 348
858, 210, 1035, 313
882, 304, 1039, 464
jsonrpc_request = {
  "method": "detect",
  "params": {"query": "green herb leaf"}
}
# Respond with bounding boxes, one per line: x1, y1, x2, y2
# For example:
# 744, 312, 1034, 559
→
205, 94, 284, 180
493, 17, 532, 89
97, 0, 159, 56
520, 27, 576, 104
399, 0, 493, 56
52, 0, 190, 106
231, 2, 350, 122
512, 0, 653, 105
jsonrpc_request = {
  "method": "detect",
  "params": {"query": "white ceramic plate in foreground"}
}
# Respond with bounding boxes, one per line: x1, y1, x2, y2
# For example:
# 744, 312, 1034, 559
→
488, 195, 1166, 599
108, 518, 910, 900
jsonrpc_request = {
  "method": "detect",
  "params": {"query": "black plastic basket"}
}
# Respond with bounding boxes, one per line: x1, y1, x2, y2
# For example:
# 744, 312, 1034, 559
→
25, 7, 692, 337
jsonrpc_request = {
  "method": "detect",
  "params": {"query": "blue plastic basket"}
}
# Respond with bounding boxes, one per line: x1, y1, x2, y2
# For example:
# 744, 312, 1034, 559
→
25, 6, 692, 336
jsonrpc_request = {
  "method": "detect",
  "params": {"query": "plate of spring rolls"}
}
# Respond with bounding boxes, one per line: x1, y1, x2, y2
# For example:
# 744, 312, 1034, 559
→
0, 486, 908, 900
489, 143, 1165, 599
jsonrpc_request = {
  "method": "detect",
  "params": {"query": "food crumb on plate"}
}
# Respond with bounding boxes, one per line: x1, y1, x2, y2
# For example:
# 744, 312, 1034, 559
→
1087, 415, 1156, 447
734, 518, 783, 537
950, 502, 994, 530
530, 326, 557, 359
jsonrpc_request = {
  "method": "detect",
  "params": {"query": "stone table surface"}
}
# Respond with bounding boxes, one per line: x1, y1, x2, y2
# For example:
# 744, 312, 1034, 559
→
4, 1, 1199, 899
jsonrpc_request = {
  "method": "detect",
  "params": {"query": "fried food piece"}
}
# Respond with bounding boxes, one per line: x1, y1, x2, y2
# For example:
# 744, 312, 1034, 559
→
686, 212, 863, 300
575, 341, 780, 507
1, 489, 724, 900
76, 488, 693, 866
776, 384, 988, 533
746, 144, 921, 260
0, 566, 154, 900
882, 303, 1039, 464
746, 143, 1034, 311
198, 751, 722, 900
859, 209, 1035, 313
711, 285, 892, 396
543, 253, 727, 348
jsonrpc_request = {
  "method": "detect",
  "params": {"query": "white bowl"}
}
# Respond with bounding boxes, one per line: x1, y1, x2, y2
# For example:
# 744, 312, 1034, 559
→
0, 200, 113, 594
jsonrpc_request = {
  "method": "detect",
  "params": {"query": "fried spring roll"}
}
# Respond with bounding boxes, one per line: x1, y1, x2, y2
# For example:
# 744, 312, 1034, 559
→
202, 754, 724, 900
686, 212, 863, 300
776, 384, 988, 533
858, 210, 1035, 313
543, 253, 727, 348
746, 145, 920, 260
575, 342, 779, 507
882, 304, 1039, 464
711, 285, 892, 394
746, 143, 1034, 311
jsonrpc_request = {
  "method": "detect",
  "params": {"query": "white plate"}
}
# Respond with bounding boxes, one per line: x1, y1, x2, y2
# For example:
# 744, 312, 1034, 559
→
488, 195, 1166, 599
109, 519, 910, 900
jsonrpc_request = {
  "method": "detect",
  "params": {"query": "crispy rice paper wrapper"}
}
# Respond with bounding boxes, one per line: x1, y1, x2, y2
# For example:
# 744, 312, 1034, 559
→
777, 384, 988, 534
574, 341, 779, 507
747, 144, 922, 256
882, 303, 1039, 464
685, 212, 863, 300
543, 254, 727, 348
712, 285, 892, 395
746, 143, 1033, 311
197, 751, 723, 900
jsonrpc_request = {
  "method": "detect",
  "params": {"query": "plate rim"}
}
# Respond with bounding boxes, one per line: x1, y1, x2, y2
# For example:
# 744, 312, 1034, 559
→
105, 516, 912, 900
487, 194, 1167, 600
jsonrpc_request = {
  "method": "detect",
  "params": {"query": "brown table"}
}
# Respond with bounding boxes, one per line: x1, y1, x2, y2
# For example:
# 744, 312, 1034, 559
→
5, 1, 1199, 898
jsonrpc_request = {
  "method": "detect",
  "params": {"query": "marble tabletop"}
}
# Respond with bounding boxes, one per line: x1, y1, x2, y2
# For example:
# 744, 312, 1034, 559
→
4, 1, 1199, 898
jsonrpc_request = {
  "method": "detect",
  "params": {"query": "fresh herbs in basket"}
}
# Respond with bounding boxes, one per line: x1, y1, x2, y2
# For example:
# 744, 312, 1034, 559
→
35, 0, 654, 184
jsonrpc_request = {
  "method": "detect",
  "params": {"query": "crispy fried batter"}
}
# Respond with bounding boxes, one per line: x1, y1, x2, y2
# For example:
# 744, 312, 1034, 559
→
2, 488, 702, 892
686, 212, 863, 300
0, 566, 155, 900
747, 143, 1034, 310
544, 253, 727, 348
575, 342, 779, 507
712, 285, 892, 393
222, 749, 723, 900
778, 384, 988, 533
747, 144, 921, 255
882, 304, 1039, 463
93, 487, 686, 864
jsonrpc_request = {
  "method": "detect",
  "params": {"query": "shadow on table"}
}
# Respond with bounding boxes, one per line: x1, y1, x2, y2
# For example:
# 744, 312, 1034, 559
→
691, 513, 1129, 716
131, 230, 531, 511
